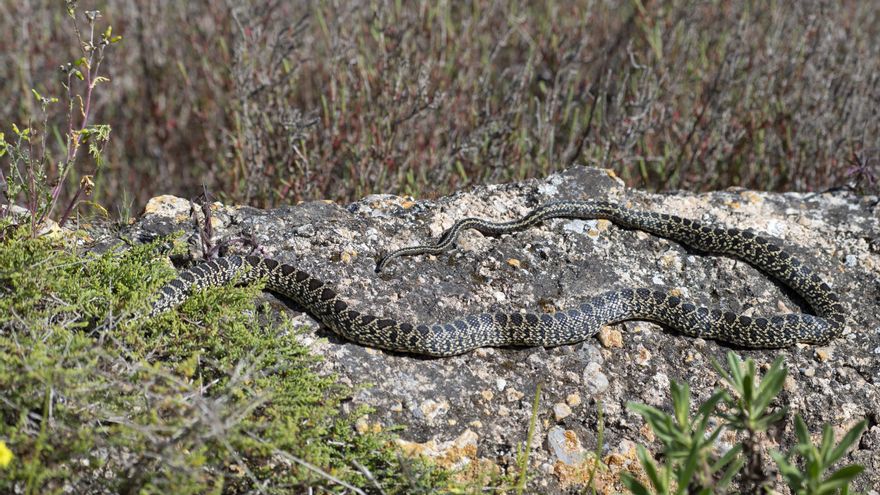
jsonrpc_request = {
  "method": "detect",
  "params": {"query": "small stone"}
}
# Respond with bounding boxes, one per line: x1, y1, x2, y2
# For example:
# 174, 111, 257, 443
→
474, 347, 494, 358
803, 367, 816, 377
506, 388, 525, 402
480, 390, 494, 402
636, 346, 652, 366
496, 378, 507, 391
419, 399, 450, 424
566, 393, 581, 407
395, 438, 436, 457
547, 426, 585, 465
143, 195, 191, 218
660, 250, 683, 271
339, 249, 357, 263
598, 327, 623, 348
553, 403, 572, 421
582, 362, 609, 395
493, 291, 506, 303
294, 223, 316, 237
815, 348, 832, 362
783, 374, 798, 393
563, 219, 592, 233
507, 258, 521, 268
640, 423, 656, 442
577, 344, 604, 365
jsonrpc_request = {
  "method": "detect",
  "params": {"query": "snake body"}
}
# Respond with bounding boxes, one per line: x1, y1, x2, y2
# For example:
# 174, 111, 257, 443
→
150, 201, 845, 356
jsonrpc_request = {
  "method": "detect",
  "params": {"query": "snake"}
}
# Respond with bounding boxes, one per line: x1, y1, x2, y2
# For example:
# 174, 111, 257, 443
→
150, 200, 846, 356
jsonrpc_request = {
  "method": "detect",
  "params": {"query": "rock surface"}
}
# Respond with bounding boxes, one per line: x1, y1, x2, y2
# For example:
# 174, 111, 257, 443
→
134, 166, 880, 493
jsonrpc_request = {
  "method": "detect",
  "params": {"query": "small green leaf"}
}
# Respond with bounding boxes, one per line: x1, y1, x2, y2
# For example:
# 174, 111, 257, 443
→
675, 437, 702, 494
716, 456, 745, 489
819, 464, 865, 490
621, 474, 653, 495
711, 444, 742, 470
671, 381, 689, 426
770, 449, 803, 483
794, 415, 810, 445
827, 420, 867, 466
636, 445, 667, 492
753, 358, 786, 414
724, 352, 745, 394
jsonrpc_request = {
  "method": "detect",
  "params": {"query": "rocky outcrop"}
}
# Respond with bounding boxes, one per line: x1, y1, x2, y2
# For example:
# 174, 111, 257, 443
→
136, 166, 880, 493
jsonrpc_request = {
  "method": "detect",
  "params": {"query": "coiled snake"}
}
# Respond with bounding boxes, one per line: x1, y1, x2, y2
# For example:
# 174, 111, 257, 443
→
150, 200, 846, 356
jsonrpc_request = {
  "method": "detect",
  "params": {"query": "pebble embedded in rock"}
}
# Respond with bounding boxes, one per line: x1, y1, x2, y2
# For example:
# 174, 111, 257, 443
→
553, 403, 572, 421
582, 362, 609, 395
547, 426, 585, 465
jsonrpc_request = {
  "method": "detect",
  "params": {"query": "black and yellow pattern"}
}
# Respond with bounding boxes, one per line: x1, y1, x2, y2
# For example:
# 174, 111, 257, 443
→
151, 201, 846, 356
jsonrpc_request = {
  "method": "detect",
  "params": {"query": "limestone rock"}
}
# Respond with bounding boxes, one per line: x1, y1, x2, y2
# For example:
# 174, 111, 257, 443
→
130, 166, 880, 493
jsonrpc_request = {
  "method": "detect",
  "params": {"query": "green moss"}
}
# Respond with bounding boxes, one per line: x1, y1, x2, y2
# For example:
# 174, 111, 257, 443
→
0, 225, 456, 493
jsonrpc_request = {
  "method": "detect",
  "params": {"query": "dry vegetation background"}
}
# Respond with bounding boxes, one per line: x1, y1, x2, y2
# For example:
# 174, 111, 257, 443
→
1, 0, 878, 215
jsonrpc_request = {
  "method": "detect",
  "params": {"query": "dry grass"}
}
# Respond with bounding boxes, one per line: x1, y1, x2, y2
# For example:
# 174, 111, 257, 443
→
1, 0, 878, 213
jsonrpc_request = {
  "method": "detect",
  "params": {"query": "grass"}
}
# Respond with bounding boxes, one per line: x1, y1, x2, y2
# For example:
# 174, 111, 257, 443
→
1, 0, 877, 218
0, 224, 456, 493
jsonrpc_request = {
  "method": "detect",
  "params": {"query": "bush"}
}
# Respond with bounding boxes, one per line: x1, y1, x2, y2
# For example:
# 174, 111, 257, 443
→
2, 1, 877, 215
624, 352, 866, 494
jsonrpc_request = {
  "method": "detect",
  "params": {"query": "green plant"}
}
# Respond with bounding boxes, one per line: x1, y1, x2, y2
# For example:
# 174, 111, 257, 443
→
0, 227, 454, 493
713, 352, 787, 491
623, 382, 742, 494
624, 352, 867, 494
514, 382, 543, 494
771, 416, 867, 495
0, 1, 120, 231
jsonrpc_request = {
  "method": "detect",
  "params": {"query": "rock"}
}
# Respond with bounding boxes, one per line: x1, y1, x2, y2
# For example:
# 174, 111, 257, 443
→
582, 362, 610, 395
129, 165, 880, 493
547, 426, 585, 465
553, 403, 572, 421
598, 327, 623, 348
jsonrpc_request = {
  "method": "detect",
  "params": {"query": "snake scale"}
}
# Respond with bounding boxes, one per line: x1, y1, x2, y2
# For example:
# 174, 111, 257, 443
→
150, 200, 846, 356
